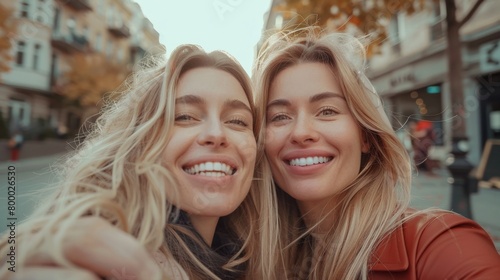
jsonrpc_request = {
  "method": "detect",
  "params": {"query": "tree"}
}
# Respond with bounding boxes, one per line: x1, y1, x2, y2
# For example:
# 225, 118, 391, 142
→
56, 53, 130, 107
0, 3, 17, 79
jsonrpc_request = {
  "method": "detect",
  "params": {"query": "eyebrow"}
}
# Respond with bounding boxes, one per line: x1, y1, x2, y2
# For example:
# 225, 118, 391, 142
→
175, 94, 205, 105
309, 92, 345, 103
223, 99, 253, 115
267, 92, 345, 110
175, 94, 252, 114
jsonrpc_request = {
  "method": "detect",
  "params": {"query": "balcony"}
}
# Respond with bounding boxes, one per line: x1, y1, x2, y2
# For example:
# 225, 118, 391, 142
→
130, 44, 146, 56
51, 32, 90, 53
108, 24, 130, 38
430, 19, 445, 41
130, 44, 146, 65
62, 0, 92, 12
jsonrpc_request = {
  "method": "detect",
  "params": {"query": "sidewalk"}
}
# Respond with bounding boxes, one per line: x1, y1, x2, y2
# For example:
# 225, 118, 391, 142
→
411, 168, 500, 251
0, 138, 75, 162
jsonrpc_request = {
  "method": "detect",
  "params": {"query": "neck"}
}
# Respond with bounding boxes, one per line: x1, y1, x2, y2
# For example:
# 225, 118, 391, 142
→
189, 215, 219, 246
298, 200, 337, 234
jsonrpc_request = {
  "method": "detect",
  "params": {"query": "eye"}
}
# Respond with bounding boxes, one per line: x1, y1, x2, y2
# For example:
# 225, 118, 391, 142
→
317, 106, 338, 117
227, 117, 248, 127
268, 113, 290, 123
174, 114, 196, 122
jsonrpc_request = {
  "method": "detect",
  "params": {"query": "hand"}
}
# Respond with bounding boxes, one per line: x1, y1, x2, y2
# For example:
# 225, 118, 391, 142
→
8, 217, 164, 280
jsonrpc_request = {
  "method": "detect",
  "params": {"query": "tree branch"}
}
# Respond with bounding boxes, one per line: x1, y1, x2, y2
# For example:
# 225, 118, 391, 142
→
459, 0, 485, 28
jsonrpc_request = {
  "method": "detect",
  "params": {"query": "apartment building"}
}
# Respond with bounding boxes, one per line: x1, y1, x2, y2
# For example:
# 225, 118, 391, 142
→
261, 0, 500, 165
0, 0, 162, 138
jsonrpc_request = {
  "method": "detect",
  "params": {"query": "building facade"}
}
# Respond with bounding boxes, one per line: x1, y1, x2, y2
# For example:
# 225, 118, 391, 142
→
0, 0, 162, 139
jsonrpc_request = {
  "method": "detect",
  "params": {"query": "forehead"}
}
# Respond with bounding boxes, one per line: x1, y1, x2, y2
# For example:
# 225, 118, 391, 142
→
177, 67, 249, 104
269, 62, 342, 100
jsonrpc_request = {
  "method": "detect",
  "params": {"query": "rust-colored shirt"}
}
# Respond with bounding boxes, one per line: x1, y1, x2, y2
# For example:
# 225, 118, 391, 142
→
369, 212, 500, 279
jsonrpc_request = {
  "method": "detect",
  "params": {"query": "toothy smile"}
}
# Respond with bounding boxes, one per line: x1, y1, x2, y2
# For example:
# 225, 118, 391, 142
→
288, 156, 333, 167
183, 161, 236, 177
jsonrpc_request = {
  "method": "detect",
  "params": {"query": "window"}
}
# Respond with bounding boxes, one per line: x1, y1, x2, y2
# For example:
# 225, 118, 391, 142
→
274, 14, 283, 29
53, 8, 60, 31
20, 0, 30, 18
389, 13, 404, 43
16, 41, 26, 66
36, 0, 46, 23
67, 17, 76, 34
433, 0, 445, 20
117, 48, 124, 62
95, 33, 102, 52
430, 1, 446, 41
389, 13, 404, 52
33, 44, 41, 70
107, 41, 113, 58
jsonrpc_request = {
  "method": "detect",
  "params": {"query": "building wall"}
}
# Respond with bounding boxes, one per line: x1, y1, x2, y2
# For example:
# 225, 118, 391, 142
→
3, 1, 53, 91
0, 0, 162, 139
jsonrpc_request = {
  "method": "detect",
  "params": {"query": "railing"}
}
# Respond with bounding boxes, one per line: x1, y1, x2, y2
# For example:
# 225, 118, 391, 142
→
51, 31, 89, 53
108, 24, 130, 38
62, 0, 92, 12
430, 19, 445, 41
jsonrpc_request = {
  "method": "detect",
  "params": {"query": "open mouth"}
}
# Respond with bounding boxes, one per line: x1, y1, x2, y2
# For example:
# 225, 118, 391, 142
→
183, 161, 236, 177
287, 156, 333, 167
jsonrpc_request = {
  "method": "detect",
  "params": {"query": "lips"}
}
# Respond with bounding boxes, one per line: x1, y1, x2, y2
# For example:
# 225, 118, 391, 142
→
288, 156, 333, 167
183, 161, 236, 177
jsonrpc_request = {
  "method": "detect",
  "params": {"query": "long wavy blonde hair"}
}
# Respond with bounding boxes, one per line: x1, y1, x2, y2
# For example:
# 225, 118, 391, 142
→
253, 27, 417, 279
0, 45, 279, 280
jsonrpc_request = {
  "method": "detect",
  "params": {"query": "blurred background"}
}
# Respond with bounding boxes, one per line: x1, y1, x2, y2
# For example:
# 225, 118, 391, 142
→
0, 0, 499, 247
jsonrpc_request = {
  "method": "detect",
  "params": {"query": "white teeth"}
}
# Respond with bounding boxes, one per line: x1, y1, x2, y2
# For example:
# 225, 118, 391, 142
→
289, 156, 332, 166
184, 161, 235, 176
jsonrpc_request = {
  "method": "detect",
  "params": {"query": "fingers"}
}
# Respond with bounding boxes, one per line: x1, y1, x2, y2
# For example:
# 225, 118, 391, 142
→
67, 217, 163, 280
9, 267, 100, 280
25, 217, 163, 280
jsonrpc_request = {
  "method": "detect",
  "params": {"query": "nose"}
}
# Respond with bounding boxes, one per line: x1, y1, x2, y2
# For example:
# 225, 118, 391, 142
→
197, 118, 228, 148
290, 115, 319, 145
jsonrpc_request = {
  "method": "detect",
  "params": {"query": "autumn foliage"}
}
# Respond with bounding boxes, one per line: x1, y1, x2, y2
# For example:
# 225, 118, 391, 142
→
56, 53, 130, 107
275, 0, 426, 55
0, 3, 17, 77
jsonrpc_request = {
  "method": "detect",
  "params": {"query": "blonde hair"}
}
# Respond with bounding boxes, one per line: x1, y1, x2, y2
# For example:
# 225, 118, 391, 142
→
253, 27, 418, 279
0, 45, 279, 280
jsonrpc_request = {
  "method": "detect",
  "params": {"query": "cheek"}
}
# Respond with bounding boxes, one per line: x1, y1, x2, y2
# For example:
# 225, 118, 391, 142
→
235, 133, 257, 161
264, 127, 282, 156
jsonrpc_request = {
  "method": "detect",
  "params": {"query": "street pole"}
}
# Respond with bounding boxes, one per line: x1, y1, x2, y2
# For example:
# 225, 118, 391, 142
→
444, 0, 474, 219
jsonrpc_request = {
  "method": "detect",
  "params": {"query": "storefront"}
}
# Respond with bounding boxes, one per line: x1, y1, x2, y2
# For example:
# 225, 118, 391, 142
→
478, 73, 500, 148
390, 84, 444, 146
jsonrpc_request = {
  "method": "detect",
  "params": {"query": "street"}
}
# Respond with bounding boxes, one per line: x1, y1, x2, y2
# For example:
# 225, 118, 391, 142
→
1, 154, 499, 251
0, 154, 64, 228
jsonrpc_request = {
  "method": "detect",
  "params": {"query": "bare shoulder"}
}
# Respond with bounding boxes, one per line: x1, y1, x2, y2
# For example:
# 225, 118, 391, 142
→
153, 251, 190, 280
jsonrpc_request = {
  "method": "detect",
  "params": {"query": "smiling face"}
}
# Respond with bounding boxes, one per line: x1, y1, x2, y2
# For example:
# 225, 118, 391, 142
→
163, 67, 256, 221
265, 62, 368, 214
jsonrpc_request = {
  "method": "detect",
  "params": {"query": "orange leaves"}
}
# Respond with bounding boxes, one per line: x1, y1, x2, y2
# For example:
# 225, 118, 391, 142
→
0, 3, 17, 78
56, 53, 129, 107
276, 0, 429, 56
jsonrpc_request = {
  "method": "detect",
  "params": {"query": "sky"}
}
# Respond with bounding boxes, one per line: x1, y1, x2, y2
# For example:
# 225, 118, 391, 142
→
133, 0, 273, 75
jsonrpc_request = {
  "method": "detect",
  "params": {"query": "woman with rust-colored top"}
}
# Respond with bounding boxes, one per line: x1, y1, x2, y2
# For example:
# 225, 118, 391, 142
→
254, 26, 500, 279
